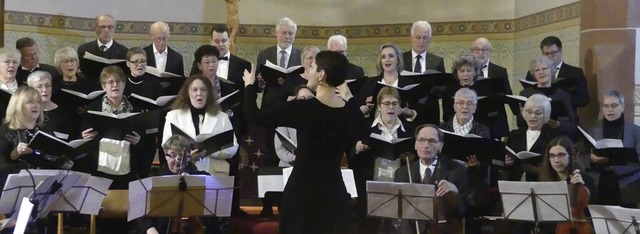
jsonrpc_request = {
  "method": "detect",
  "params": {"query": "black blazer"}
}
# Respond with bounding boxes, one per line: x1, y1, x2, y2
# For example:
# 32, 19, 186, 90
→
402, 51, 445, 125
143, 45, 185, 77
526, 62, 589, 110
16, 63, 61, 88
394, 156, 469, 218
256, 45, 302, 70
77, 40, 128, 80
347, 63, 366, 80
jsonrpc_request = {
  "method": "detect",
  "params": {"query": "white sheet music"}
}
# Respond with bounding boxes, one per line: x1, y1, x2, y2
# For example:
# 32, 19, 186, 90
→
589, 205, 640, 234
257, 175, 284, 198
13, 198, 34, 234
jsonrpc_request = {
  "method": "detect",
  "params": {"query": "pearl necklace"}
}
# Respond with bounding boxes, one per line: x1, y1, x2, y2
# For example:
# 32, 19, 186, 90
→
128, 77, 143, 85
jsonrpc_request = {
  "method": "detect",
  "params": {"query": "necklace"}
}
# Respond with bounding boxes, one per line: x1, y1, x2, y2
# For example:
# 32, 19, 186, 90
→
128, 77, 143, 85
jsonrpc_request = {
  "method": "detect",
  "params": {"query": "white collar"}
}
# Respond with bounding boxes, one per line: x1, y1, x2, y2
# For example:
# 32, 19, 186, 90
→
152, 43, 167, 55
97, 39, 114, 49
371, 115, 405, 132
411, 50, 427, 59
556, 61, 564, 70
277, 45, 293, 55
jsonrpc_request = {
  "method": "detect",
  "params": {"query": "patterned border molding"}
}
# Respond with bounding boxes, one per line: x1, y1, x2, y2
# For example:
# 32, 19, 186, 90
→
5, 2, 580, 39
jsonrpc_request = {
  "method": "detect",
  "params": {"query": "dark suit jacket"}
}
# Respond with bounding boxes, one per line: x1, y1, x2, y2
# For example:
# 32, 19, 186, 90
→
526, 62, 589, 110
143, 45, 185, 77
77, 40, 128, 80
255, 45, 302, 110
505, 125, 560, 181
402, 51, 445, 125
348, 62, 365, 80
394, 156, 468, 233
487, 62, 514, 138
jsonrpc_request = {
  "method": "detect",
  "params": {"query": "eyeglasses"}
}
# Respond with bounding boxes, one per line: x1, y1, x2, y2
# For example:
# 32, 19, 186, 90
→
1, 59, 18, 65
524, 110, 544, 117
549, 153, 568, 159
33, 83, 52, 90
534, 66, 550, 74
129, 59, 147, 65
455, 101, 476, 107
200, 60, 218, 66
416, 138, 439, 145
602, 103, 621, 109
97, 25, 115, 30
380, 101, 400, 107
412, 35, 431, 41
103, 80, 124, 86
543, 50, 560, 57
471, 47, 490, 53
296, 96, 314, 100
62, 59, 78, 64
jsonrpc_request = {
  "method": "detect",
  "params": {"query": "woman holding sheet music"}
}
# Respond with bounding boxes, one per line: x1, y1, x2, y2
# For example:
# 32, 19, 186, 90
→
0, 87, 59, 188
590, 90, 640, 206
504, 94, 560, 182
161, 74, 238, 176
356, 43, 417, 122
244, 51, 366, 233
350, 86, 415, 233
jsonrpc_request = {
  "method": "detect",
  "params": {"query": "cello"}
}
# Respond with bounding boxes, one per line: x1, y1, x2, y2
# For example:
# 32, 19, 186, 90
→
428, 159, 463, 234
555, 154, 593, 234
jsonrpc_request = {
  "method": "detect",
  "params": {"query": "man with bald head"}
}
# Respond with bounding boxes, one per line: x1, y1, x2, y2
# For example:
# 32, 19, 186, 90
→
327, 35, 365, 80
144, 21, 185, 77
471, 37, 513, 139
77, 14, 128, 79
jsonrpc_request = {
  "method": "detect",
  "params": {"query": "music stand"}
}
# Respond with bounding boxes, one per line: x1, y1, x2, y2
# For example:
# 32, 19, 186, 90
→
127, 174, 235, 221
498, 181, 571, 233
589, 205, 640, 234
366, 181, 435, 220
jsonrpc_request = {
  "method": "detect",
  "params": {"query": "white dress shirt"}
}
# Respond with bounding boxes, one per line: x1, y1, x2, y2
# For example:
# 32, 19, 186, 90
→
217, 51, 230, 80
411, 50, 427, 73
277, 45, 293, 68
419, 158, 438, 182
97, 39, 114, 51
153, 44, 168, 72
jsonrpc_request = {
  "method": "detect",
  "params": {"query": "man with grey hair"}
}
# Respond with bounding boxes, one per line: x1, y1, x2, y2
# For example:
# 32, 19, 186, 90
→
77, 14, 128, 80
256, 17, 302, 71
471, 37, 513, 139
402, 21, 445, 125
327, 35, 365, 80
143, 21, 184, 77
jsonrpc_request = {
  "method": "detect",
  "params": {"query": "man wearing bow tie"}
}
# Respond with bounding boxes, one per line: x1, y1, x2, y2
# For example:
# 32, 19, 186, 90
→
471, 37, 513, 139
144, 21, 185, 77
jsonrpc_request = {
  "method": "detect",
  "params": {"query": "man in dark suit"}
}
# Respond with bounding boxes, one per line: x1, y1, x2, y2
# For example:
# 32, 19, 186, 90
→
402, 21, 445, 125
525, 36, 589, 123
394, 124, 468, 233
77, 14, 128, 80
327, 35, 365, 80
15, 37, 61, 88
471, 37, 513, 139
144, 21, 184, 77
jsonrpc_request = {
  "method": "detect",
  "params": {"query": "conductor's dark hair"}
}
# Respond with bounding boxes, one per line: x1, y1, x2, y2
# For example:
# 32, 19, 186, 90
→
314, 50, 348, 87
540, 36, 562, 50
194, 45, 220, 64
414, 124, 444, 141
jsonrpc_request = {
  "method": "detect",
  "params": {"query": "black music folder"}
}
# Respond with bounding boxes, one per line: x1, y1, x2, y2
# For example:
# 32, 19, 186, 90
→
170, 123, 235, 153
56, 89, 105, 107
440, 129, 505, 163
259, 61, 304, 87
217, 90, 240, 107
345, 76, 367, 96
27, 131, 95, 157
371, 81, 422, 106
275, 129, 297, 153
505, 145, 542, 166
577, 126, 638, 165
365, 133, 413, 160
84, 111, 146, 140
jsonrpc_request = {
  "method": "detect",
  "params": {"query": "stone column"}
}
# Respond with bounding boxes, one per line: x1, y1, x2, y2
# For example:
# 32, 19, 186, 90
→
580, 0, 640, 126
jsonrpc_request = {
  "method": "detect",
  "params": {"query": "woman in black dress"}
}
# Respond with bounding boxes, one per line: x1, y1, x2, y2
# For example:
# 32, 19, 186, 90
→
244, 51, 366, 233
26, 71, 77, 141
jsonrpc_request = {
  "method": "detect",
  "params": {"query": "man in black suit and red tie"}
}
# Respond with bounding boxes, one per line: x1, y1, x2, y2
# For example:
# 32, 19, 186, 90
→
144, 21, 185, 77
471, 37, 514, 139
77, 14, 128, 80
15, 37, 61, 89
402, 21, 445, 125
525, 36, 589, 123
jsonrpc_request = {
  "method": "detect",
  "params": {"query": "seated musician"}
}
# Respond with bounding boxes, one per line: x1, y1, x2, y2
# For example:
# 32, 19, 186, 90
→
393, 124, 468, 233
137, 135, 220, 234
508, 136, 596, 234
590, 90, 640, 206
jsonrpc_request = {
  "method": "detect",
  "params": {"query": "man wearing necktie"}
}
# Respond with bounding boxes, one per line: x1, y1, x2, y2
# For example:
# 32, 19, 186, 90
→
77, 14, 128, 80
524, 36, 589, 123
394, 124, 468, 233
402, 21, 445, 126
470, 37, 514, 139
15, 37, 61, 89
